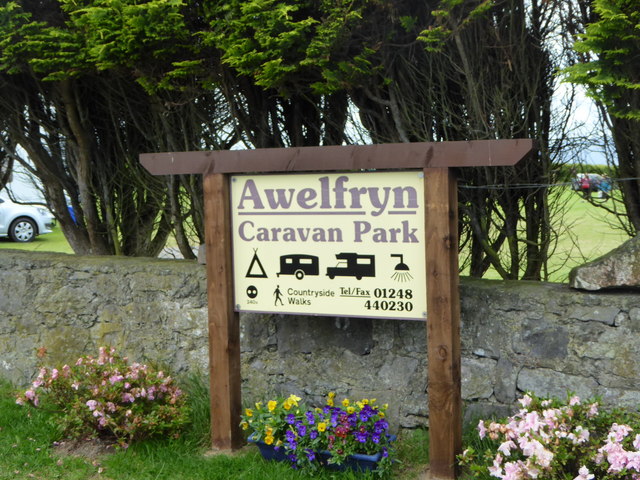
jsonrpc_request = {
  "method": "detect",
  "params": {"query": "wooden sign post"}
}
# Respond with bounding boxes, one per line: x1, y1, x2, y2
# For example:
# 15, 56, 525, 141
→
141, 139, 533, 478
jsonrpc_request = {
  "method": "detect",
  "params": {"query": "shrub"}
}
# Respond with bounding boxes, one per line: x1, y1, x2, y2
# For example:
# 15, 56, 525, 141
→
16, 346, 190, 448
460, 392, 640, 479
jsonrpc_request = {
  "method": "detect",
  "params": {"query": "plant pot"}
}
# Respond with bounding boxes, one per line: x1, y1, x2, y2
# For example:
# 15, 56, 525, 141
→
248, 433, 288, 462
248, 433, 395, 472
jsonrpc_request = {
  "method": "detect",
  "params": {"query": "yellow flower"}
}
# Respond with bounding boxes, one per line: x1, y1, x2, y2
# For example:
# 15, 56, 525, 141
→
276, 439, 283, 447
267, 400, 277, 412
379, 411, 385, 418
327, 392, 335, 407
255, 402, 262, 409
245, 408, 253, 417
241, 421, 249, 430
288, 394, 302, 407
342, 398, 350, 407
283, 400, 292, 410
265, 426, 273, 436
317, 422, 327, 432
382, 403, 389, 410
362, 398, 370, 405
265, 435, 275, 445
347, 406, 355, 414
356, 401, 364, 409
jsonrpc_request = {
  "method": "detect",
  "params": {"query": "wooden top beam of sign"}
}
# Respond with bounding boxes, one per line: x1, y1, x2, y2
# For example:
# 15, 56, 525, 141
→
140, 139, 533, 175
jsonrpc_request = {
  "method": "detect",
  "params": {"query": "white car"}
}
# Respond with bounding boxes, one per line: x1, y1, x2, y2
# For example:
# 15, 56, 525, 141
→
0, 196, 56, 242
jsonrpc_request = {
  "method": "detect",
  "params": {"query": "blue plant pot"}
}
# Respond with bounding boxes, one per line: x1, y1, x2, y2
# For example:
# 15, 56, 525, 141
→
248, 433, 288, 462
248, 433, 395, 472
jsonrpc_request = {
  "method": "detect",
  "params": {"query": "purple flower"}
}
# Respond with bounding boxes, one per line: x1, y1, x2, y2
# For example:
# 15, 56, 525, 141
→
285, 414, 296, 425
310, 431, 318, 440
285, 430, 296, 442
296, 423, 307, 437
330, 413, 339, 427
305, 449, 316, 461
382, 447, 389, 458
372, 433, 381, 444
347, 413, 358, 427
374, 419, 389, 434
355, 431, 368, 443
305, 411, 315, 424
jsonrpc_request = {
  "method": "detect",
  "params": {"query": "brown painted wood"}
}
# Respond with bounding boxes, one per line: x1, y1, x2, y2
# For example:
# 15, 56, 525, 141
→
424, 167, 462, 479
140, 139, 533, 175
202, 173, 244, 451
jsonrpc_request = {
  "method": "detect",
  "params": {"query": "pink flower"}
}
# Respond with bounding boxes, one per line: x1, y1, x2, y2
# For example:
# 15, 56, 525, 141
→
503, 460, 524, 480
587, 403, 599, 418
51, 368, 59, 380
518, 394, 533, 408
610, 423, 633, 442
122, 393, 135, 403
569, 395, 581, 406
86, 399, 98, 411
498, 440, 516, 456
488, 453, 504, 478
574, 466, 594, 480
478, 420, 488, 439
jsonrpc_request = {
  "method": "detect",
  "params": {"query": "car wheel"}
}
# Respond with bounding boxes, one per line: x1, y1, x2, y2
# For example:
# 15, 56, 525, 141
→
9, 217, 37, 242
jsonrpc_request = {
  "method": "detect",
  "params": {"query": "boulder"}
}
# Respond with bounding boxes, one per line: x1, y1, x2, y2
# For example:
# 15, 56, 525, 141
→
569, 234, 640, 290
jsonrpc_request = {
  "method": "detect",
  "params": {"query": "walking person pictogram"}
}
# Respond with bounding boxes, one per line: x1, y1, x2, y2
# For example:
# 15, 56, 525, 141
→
274, 285, 284, 306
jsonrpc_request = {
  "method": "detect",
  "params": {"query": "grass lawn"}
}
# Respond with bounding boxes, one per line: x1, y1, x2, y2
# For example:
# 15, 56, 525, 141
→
0, 224, 73, 254
0, 379, 429, 480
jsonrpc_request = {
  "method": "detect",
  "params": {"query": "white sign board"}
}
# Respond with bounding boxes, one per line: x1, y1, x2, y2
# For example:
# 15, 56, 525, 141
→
230, 171, 426, 320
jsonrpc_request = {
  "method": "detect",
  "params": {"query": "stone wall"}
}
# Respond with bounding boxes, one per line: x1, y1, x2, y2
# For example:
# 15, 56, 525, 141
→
2, 250, 640, 428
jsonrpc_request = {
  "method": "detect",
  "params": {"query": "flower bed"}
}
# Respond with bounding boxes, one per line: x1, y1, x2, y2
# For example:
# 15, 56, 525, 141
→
460, 392, 640, 479
15, 346, 189, 448
241, 392, 395, 475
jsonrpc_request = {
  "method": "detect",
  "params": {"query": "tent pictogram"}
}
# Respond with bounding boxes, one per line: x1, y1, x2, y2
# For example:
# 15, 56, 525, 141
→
245, 249, 268, 278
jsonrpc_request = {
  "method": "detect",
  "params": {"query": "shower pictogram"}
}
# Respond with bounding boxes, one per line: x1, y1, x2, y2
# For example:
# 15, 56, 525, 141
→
390, 254, 413, 282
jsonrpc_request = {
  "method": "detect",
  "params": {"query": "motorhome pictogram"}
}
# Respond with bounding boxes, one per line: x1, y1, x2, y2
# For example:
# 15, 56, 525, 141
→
326, 252, 375, 280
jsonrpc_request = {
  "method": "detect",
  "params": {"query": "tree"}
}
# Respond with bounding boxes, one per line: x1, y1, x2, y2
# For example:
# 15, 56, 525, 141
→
343, 0, 573, 280
0, 0, 232, 256
563, 0, 640, 236
0, 131, 13, 191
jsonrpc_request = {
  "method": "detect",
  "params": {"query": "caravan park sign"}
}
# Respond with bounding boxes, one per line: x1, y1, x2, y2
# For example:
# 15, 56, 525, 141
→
230, 171, 427, 320
141, 140, 534, 478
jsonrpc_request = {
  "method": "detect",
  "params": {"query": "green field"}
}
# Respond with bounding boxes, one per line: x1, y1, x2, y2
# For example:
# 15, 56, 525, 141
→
1, 186, 631, 282
0, 222, 73, 254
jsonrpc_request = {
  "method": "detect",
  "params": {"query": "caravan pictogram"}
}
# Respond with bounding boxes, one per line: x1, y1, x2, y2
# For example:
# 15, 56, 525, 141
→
277, 254, 319, 280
